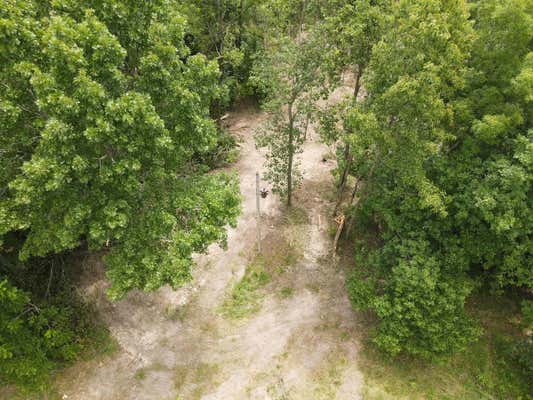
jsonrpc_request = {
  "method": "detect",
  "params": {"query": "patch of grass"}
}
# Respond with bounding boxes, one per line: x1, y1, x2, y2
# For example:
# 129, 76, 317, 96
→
134, 368, 146, 381
219, 261, 271, 319
80, 320, 119, 360
313, 351, 348, 399
359, 293, 532, 400
282, 206, 309, 226
267, 377, 291, 400
165, 302, 192, 323
340, 331, 351, 342
174, 362, 220, 400
261, 232, 301, 271
279, 286, 294, 298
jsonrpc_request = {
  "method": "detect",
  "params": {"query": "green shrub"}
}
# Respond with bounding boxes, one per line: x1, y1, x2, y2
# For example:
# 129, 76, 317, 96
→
346, 269, 376, 311
0, 249, 114, 392
194, 128, 239, 169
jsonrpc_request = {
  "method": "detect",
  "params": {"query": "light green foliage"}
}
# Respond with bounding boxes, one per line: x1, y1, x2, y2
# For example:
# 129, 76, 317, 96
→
0, 0, 241, 297
318, 0, 387, 209
261, 0, 325, 37
321, 0, 386, 86
253, 31, 328, 205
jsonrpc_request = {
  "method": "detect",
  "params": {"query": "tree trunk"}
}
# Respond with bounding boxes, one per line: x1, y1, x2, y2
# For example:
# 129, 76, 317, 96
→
333, 144, 352, 216
287, 104, 295, 207
303, 111, 310, 140
354, 66, 363, 100
299, 0, 306, 37
344, 159, 376, 237
333, 66, 364, 216
237, 0, 244, 48
332, 215, 345, 255
343, 178, 363, 237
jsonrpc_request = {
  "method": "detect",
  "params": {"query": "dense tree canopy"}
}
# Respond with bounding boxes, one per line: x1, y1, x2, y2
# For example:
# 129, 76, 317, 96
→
0, 0, 240, 298
1, 0, 243, 387
1, 0, 531, 393
340, 0, 532, 358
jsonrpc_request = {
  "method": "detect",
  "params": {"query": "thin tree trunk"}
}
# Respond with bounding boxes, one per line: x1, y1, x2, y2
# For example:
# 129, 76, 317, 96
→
332, 215, 345, 255
333, 144, 352, 216
45, 264, 54, 300
333, 66, 364, 216
354, 66, 363, 100
287, 104, 295, 207
344, 159, 376, 237
303, 111, 310, 140
342, 178, 363, 238
299, 0, 306, 37
237, 0, 244, 48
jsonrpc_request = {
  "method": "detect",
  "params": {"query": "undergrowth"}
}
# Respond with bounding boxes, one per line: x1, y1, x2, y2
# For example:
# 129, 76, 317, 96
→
0, 250, 117, 397
355, 288, 532, 400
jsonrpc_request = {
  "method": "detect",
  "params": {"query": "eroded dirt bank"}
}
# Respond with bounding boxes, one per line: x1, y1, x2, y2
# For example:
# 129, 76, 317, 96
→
52, 80, 362, 400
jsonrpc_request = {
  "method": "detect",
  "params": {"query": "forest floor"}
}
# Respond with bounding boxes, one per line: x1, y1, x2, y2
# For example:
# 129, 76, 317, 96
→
49, 79, 364, 400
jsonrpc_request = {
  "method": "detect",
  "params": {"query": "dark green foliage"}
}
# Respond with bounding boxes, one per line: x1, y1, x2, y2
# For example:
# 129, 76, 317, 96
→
358, 293, 533, 399
0, 279, 53, 387
342, 0, 532, 360
0, 252, 114, 390
177, 0, 265, 109
193, 128, 239, 171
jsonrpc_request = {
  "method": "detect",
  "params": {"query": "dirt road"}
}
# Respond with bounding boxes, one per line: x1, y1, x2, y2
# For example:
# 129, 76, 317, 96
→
55, 80, 362, 400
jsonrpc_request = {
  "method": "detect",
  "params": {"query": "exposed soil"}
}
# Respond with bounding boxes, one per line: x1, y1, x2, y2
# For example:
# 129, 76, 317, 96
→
51, 78, 362, 400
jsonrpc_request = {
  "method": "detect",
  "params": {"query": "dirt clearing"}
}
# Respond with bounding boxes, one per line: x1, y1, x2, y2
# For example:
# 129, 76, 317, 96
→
50, 79, 363, 400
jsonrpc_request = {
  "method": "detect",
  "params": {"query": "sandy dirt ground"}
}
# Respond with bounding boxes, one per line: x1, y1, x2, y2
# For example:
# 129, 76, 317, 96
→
44, 78, 362, 400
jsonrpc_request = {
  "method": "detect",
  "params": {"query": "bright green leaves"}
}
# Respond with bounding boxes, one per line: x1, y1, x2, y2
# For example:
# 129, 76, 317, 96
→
321, 0, 385, 82
1, 1, 241, 297
470, 0, 533, 88
356, 0, 472, 217
368, 0, 472, 100
105, 173, 240, 299
253, 32, 327, 204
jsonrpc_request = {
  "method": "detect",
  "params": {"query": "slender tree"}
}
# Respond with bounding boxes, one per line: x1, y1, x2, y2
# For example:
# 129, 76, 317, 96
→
253, 33, 328, 206
319, 0, 387, 215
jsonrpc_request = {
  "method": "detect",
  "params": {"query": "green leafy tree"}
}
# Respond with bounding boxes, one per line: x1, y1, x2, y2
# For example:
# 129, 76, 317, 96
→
177, 0, 264, 106
344, 0, 480, 357
346, 0, 532, 359
0, 0, 241, 298
319, 0, 387, 214
0, 277, 84, 388
253, 33, 327, 206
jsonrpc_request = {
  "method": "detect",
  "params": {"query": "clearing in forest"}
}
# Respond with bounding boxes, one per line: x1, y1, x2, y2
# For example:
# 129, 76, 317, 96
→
53, 80, 363, 400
